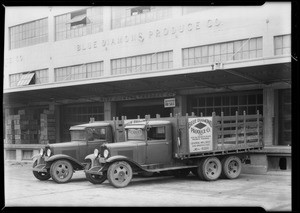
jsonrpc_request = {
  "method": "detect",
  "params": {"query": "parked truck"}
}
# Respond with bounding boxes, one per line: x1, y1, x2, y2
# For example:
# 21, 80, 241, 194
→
32, 120, 126, 184
85, 111, 263, 188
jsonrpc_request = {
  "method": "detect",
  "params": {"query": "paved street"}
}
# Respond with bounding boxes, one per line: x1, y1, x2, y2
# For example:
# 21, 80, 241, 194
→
4, 161, 291, 210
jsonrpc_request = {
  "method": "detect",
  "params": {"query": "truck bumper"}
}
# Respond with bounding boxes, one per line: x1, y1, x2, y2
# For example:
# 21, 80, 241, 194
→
85, 166, 104, 175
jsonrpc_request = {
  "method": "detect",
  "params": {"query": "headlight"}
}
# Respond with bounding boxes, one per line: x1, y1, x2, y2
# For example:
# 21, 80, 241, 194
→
39, 148, 44, 156
103, 149, 109, 158
94, 149, 99, 157
46, 149, 51, 157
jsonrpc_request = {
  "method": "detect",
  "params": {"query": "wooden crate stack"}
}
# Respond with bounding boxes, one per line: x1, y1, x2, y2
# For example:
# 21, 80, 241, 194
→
16, 109, 39, 144
40, 107, 56, 144
5, 115, 15, 144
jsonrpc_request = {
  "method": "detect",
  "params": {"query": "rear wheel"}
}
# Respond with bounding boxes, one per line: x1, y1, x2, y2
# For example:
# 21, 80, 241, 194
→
197, 157, 222, 181
50, 160, 73, 183
32, 160, 51, 181
107, 161, 133, 188
85, 163, 107, 184
221, 156, 242, 179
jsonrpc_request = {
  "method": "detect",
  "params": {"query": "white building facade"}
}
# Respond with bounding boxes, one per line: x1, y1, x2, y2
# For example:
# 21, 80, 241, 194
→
3, 4, 291, 172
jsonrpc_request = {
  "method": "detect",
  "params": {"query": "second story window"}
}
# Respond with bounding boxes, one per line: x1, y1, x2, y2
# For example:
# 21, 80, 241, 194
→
9, 18, 48, 50
55, 7, 103, 41
274, 34, 291, 56
111, 6, 172, 29
9, 69, 49, 87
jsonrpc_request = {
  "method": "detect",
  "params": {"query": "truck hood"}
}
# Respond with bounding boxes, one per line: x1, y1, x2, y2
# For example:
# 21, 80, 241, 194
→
48, 141, 85, 155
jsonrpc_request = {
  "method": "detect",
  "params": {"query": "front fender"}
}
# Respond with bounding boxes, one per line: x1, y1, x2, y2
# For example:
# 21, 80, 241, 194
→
46, 154, 84, 170
105, 155, 147, 172
85, 154, 100, 168
32, 154, 42, 161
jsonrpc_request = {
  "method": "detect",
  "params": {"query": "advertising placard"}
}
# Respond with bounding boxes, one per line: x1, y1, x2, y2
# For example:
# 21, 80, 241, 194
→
188, 117, 213, 153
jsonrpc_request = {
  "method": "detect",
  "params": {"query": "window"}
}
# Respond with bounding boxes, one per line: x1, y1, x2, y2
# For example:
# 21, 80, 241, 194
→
188, 92, 263, 116
147, 126, 166, 140
111, 51, 173, 75
111, 6, 172, 29
9, 69, 49, 88
87, 127, 106, 141
126, 128, 145, 140
9, 18, 48, 49
55, 7, 103, 41
274, 34, 291, 56
182, 37, 263, 67
55, 61, 103, 82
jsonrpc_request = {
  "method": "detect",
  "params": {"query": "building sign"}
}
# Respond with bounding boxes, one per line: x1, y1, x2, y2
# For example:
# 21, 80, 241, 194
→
164, 98, 176, 108
188, 117, 213, 153
76, 18, 221, 52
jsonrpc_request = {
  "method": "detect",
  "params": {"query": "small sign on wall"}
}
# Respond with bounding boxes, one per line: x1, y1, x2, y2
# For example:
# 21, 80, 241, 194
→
164, 98, 176, 108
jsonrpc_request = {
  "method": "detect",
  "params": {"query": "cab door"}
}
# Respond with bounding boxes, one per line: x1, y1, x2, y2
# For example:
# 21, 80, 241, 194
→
145, 125, 172, 165
86, 127, 108, 156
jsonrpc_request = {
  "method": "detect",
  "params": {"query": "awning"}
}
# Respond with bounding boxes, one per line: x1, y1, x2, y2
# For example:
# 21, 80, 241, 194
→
3, 62, 291, 106
66, 14, 87, 24
17, 73, 35, 86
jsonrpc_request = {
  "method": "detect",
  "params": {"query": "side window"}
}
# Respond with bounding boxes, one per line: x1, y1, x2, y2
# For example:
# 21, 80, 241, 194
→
147, 126, 166, 141
87, 127, 106, 141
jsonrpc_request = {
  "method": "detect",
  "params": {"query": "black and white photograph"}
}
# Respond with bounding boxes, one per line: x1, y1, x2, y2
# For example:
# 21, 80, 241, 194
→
2, 2, 294, 211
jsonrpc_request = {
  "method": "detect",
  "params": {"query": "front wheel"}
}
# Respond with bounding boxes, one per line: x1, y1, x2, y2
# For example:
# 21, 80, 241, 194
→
50, 160, 73, 183
85, 163, 107, 184
107, 161, 133, 188
197, 157, 222, 181
32, 160, 51, 181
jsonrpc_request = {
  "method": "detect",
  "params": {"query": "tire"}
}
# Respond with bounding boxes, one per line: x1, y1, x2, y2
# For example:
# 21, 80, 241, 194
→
32, 160, 51, 181
221, 156, 242, 179
50, 160, 73, 183
85, 163, 107, 184
107, 161, 133, 188
196, 157, 222, 181
172, 169, 190, 178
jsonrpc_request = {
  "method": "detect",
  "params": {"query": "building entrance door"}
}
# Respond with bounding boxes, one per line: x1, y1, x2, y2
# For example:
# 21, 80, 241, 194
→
117, 99, 172, 119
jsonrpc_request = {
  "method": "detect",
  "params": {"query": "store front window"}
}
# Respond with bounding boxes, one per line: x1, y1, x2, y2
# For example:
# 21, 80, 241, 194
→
60, 103, 104, 141
188, 91, 263, 116
278, 89, 291, 146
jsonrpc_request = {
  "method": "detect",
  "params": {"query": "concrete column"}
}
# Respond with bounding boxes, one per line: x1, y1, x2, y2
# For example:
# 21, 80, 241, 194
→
173, 95, 187, 115
263, 87, 275, 146
104, 101, 117, 120
103, 6, 112, 32
48, 7, 55, 83
16, 149, 22, 161
54, 104, 60, 143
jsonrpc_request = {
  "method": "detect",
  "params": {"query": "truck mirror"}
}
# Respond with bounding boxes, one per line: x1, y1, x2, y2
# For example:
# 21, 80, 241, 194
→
177, 137, 181, 147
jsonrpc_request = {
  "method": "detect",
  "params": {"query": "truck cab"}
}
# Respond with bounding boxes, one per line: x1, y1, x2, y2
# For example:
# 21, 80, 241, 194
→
32, 122, 115, 183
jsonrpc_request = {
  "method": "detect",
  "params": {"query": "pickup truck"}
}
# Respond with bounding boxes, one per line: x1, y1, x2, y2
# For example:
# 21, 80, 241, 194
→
32, 120, 125, 184
85, 111, 263, 188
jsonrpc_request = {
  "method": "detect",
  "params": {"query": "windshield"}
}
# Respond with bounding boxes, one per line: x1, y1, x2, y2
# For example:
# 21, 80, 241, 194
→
126, 128, 145, 141
70, 130, 86, 141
